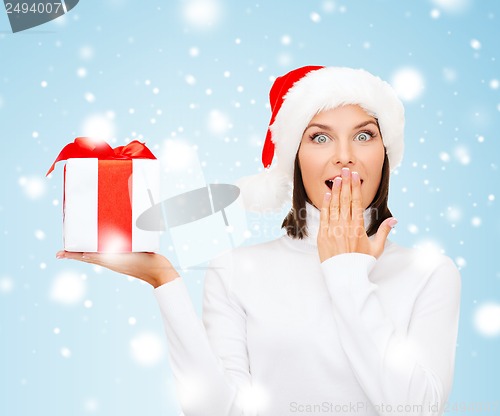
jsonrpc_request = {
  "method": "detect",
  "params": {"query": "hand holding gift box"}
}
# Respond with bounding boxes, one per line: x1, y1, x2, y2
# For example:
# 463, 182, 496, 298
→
48, 137, 160, 253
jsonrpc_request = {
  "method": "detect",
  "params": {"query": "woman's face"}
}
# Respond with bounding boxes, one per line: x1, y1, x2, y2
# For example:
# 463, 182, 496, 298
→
297, 104, 386, 211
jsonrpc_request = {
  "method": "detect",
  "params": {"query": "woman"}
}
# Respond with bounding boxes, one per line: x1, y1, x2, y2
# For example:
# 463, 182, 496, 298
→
57, 66, 461, 416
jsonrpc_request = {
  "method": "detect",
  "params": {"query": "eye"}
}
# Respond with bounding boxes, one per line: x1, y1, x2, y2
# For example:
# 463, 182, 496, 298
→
311, 133, 330, 144
354, 131, 373, 142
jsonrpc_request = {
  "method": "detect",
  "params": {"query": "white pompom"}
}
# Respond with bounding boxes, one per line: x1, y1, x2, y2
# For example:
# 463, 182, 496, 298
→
236, 169, 291, 212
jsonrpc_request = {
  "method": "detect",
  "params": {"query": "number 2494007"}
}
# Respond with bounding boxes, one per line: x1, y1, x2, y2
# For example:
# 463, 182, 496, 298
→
5, 2, 63, 14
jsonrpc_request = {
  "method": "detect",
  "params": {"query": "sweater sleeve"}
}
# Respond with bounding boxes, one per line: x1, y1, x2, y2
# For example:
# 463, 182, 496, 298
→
321, 252, 461, 416
153, 253, 255, 416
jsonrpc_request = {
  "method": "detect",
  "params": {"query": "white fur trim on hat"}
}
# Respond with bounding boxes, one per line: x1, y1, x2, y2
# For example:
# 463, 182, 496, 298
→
236, 168, 290, 212
240, 67, 405, 212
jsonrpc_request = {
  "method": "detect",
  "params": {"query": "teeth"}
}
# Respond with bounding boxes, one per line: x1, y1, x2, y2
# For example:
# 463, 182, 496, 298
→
325, 178, 363, 188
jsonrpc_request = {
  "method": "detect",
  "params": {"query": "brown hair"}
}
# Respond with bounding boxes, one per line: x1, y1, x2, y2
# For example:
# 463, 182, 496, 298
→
281, 149, 393, 238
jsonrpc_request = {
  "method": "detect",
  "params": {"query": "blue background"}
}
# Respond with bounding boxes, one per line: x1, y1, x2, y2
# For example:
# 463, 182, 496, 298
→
1, 0, 499, 415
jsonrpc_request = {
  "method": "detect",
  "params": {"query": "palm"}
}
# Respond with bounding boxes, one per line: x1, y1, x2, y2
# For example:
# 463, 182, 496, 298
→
56, 251, 179, 287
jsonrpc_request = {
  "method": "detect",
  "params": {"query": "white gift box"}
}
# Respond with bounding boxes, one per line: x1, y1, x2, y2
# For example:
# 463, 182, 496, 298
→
63, 158, 160, 252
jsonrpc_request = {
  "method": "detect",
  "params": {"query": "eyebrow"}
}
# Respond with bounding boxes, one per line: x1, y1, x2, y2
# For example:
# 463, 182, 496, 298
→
303, 120, 379, 133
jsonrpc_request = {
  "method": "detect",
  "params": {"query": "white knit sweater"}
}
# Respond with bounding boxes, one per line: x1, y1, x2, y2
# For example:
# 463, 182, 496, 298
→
154, 202, 461, 416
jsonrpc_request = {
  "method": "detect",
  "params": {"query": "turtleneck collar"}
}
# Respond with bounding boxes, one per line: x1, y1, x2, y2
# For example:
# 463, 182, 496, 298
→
284, 202, 374, 251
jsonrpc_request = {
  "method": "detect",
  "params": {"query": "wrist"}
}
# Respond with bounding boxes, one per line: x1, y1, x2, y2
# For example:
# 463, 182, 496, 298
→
153, 269, 179, 288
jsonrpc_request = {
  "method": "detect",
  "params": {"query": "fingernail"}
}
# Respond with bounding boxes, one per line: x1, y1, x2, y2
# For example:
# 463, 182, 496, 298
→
341, 167, 350, 177
333, 177, 342, 188
324, 192, 331, 201
352, 171, 359, 181
388, 218, 398, 228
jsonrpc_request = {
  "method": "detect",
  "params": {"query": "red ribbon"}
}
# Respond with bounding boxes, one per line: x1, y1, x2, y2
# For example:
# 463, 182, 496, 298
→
97, 160, 133, 252
46, 137, 157, 176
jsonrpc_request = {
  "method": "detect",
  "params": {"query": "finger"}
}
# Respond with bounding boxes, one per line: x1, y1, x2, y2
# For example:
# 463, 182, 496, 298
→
56, 250, 86, 261
351, 171, 364, 226
320, 191, 331, 233
329, 177, 342, 222
373, 217, 398, 254
339, 167, 351, 222
56, 250, 115, 267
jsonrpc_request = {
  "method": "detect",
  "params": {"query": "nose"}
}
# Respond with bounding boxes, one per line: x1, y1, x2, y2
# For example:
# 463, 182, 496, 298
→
331, 140, 355, 167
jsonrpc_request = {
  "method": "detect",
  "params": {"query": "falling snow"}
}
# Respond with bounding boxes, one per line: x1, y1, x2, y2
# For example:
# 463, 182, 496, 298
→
454, 146, 471, 165
408, 224, 419, 234
185, 74, 197, 85
0, 276, 14, 294
183, 0, 222, 29
470, 39, 481, 50
430, 9, 441, 19
83, 398, 100, 412
432, 0, 470, 13
281, 35, 291, 45
392, 68, 425, 101
471, 216, 482, 227
18, 176, 46, 199
474, 303, 500, 337
207, 109, 231, 135
189, 47, 200, 57
60, 347, 72, 358
76, 67, 87, 78
310, 12, 321, 23
455, 256, 466, 269
49, 271, 87, 305
79, 45, 94, 60
84, 92, 95, 103
81, 114, 116, 141
130, 332, 164, 366
439, 152, 450, 162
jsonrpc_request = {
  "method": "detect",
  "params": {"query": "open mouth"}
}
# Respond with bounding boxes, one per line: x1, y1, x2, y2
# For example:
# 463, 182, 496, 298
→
325, 178, 363, 190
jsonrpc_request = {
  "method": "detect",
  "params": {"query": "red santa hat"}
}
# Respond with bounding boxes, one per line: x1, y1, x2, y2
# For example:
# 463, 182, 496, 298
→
237, 65, 405, 212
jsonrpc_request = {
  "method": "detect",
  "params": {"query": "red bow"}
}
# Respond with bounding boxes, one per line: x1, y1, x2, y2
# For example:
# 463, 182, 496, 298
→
46, 137, 157, 176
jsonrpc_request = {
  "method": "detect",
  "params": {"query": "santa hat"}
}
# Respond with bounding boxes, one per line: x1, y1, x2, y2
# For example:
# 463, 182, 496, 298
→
237, 65, 405, 212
